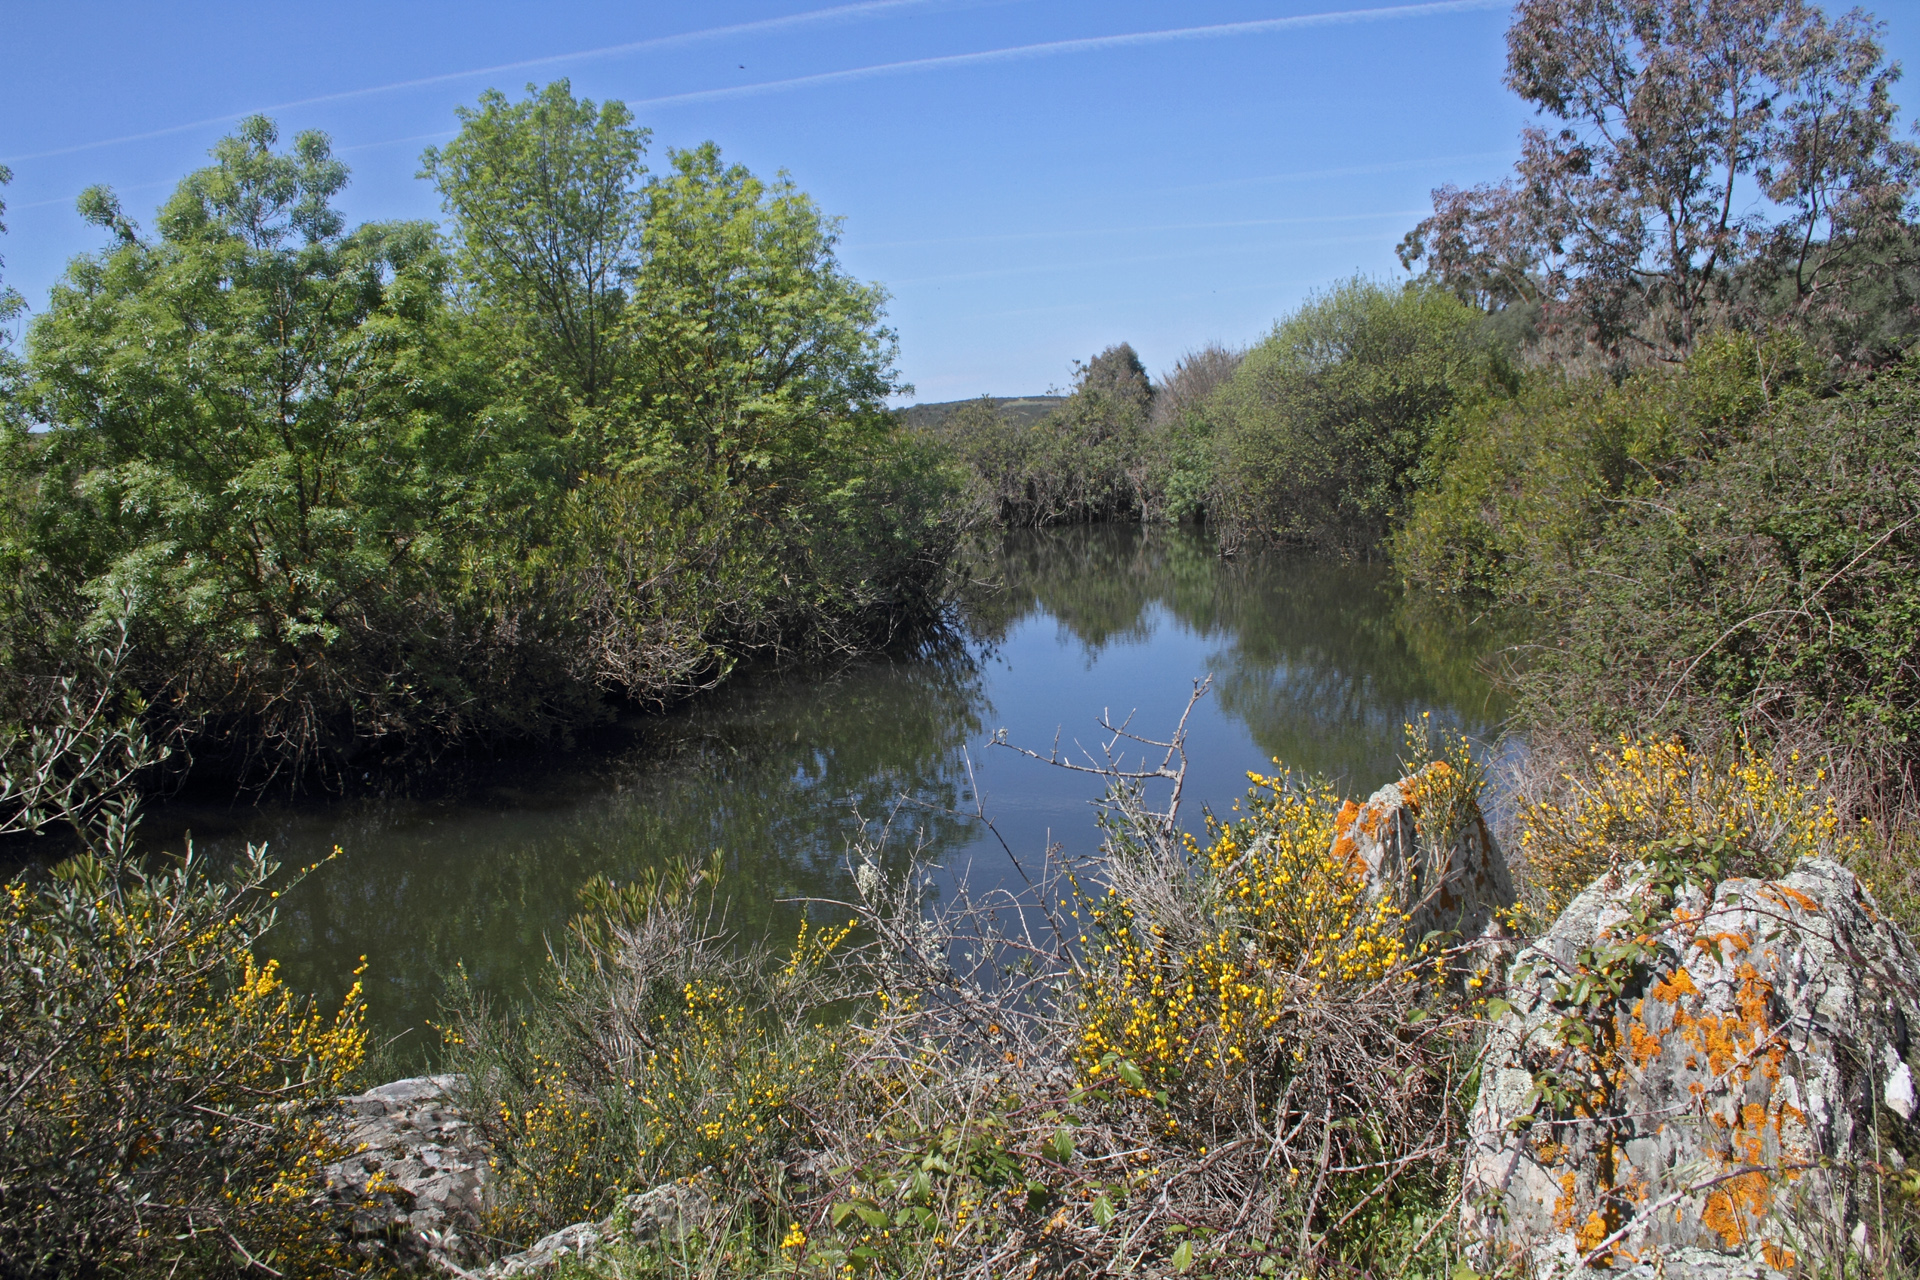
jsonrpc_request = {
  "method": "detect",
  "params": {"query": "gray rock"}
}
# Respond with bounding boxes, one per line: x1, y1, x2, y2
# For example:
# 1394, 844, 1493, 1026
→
483, 1184, 719, 1277
1332, 761, 1515, 957
1465, 858, 1920, 1275
324, 1074, 490, 1266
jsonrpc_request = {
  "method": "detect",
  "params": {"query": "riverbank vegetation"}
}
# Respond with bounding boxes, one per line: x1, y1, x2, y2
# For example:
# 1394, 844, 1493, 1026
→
429, 719, 1911, 1279
6, 0, 1920, 1272
0, 82, 963, 791
926, 0, 1920, 887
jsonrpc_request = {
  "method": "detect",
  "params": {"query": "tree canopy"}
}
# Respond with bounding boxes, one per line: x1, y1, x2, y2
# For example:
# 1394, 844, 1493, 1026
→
1399, 0, 1920, 362
0, 86, 955, 784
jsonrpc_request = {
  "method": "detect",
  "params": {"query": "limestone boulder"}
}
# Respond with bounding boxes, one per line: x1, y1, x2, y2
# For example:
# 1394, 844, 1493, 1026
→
1465, 858, 1920, 1276
485, 1184, 719, 1277
1331, 760, 1514, 951
324, 1074, 491, 1266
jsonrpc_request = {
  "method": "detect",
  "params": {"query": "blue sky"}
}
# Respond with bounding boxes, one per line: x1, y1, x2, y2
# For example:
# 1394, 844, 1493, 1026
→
3, 0, 1917, 401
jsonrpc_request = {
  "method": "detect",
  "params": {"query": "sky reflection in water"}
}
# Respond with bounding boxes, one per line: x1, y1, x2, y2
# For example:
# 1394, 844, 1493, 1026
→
148, 524, 1508, 1053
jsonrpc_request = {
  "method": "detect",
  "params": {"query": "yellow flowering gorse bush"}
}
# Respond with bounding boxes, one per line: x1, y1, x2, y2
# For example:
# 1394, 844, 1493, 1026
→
0, 846, 371, 1277
1515, 735, 1859, 931
1077, 765, 1422, 1111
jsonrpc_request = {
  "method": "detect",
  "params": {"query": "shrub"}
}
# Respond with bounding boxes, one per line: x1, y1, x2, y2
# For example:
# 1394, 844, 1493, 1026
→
1395, 331, 1822, 602
1209, 278, 1509, 556
0, 845, 370, 1278
1509, 735, 1861, 934
439, 855, 853, 1241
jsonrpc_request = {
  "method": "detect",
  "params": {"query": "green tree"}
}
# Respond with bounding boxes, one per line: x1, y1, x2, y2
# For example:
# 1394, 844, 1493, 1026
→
0, 167, 25, 438
629, 141, 902, 485
422, 80, 648, 415
17, 117, 503, 768
0, 164, 22, 343
1210, 279, 1506, 555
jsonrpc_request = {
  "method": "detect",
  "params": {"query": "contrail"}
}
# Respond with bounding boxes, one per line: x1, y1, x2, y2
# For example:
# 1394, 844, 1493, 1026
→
633, 0, 1508, 108
2, 0, 952, 164
860, 210, 1427, 249
889, 232, 1401, 287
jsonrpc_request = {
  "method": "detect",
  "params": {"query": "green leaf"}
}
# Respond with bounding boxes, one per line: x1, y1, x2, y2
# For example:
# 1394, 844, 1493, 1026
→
1172, 1240, 1194, 1273
1091, 1194, 1115, 1227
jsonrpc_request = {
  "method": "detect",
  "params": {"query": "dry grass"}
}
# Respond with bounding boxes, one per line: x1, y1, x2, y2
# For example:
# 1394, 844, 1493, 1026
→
449, 693, 1495, 1278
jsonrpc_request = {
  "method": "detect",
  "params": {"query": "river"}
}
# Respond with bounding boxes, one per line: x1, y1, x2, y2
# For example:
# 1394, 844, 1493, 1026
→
144, 524, 1509, 1057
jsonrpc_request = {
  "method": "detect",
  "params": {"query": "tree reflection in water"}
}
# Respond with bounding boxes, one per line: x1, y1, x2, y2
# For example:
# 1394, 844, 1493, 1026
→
147, 525, 1505, 1055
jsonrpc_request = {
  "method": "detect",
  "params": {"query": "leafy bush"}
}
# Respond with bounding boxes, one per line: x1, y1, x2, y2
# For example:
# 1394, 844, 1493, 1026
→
1503, 353, 1920, 772
2, 89, 962, 783
929, 344, 1157, 527
1396, 331, 1822, 601
0, 845, 370, 1277
1209, 278, 1510, 555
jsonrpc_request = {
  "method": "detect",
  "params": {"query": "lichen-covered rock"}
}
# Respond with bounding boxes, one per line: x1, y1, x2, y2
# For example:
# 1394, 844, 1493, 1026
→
1465, 858, 1920, 1275
484, 1184, 718, 1277
1332, 760, 1514, 951
324, 1075, 490, 1266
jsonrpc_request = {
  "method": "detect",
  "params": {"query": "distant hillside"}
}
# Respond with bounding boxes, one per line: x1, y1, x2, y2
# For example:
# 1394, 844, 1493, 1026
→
896, 396, 1066, 432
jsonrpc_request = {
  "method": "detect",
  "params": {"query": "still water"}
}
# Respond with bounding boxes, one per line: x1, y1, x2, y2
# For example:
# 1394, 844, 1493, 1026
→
149, 525, 1507, 1053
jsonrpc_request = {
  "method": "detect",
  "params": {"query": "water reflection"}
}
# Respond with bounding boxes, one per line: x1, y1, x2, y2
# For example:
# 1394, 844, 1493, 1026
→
148, 524, 1506, 1050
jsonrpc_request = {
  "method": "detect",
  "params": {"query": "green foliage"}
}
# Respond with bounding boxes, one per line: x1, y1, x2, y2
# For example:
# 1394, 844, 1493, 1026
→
928, 343, 1159, 527
14, 115, 533, 767
422, 80, 648, 412
3, 85, 961, 782
1513, 354, 1920, 761
1210, 278, 1509, 555
0, 840, 370, 1277
1397, 332, 1823, 600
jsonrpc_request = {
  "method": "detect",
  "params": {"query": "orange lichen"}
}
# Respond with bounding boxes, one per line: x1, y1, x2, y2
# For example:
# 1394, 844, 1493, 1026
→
1629, 1017, 1664, 1068
1330, 799, 1364, 875
1762, 884, 1822, 914
1651, 968, 1700, 1001
1698, 931, 1753, 957
1700, 1171, 1772, 1247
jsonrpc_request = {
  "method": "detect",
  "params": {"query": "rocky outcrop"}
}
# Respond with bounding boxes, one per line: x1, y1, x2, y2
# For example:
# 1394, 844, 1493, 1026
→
324, 1075, 490, 1267
485, 1184, 718, 1277
1465, 858, 1920, 1276
1332, 760, 1514, 952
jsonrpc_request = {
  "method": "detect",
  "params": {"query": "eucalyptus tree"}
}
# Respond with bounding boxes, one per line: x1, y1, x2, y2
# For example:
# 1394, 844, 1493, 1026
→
1399, 0, 1920, 361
